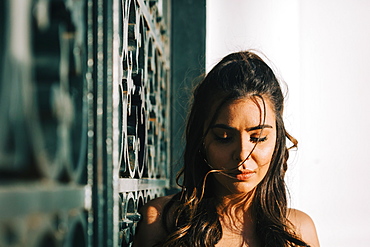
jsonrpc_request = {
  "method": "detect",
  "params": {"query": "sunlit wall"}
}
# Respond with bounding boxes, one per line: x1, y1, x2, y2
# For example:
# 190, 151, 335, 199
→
206, 0, 370, 246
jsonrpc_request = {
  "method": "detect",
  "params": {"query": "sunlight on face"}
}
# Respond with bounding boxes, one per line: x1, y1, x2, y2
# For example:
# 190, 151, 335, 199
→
204, 96, 277, 196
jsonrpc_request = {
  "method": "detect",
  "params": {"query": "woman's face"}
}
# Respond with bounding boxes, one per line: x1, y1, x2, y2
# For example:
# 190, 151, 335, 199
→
203, 96, 277, 196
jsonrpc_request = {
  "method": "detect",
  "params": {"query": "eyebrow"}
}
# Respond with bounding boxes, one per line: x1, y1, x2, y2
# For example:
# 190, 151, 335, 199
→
210, 124, 273, 131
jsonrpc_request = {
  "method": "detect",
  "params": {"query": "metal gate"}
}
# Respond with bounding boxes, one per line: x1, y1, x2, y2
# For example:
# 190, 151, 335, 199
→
0, 0, 171, 246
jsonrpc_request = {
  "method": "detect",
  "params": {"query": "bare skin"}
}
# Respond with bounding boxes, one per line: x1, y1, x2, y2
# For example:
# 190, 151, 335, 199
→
133, 194, 320, 247
132, 195, 173, 247
214, 194, 260, 247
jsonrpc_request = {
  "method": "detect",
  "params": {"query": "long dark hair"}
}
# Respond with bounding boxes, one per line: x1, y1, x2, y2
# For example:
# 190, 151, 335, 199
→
160, 51, 308, 246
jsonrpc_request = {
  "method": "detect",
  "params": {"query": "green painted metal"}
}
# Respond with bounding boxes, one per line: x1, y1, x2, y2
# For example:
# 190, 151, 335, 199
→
0, 0, 179, 246
0, 0, 207, 245
170, 0, 206, 187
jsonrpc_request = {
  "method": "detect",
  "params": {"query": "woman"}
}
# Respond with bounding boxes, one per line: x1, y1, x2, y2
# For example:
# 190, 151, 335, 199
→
133, 51, 320, 246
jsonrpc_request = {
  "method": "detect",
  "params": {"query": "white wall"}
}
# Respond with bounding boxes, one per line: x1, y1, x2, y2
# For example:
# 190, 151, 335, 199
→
207, 1, 370, 246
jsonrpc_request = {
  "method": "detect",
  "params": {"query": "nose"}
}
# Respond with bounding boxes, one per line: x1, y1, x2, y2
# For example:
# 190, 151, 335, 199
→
233, 135, 255, 165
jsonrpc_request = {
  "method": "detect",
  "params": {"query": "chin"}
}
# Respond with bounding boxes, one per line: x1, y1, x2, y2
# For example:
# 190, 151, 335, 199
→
232, 184, 257, 194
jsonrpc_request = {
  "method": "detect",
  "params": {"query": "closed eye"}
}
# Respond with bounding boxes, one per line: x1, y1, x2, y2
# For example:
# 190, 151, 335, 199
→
250, 136, 267, 143
214, 135, 233, 143
211, 127, 234, 144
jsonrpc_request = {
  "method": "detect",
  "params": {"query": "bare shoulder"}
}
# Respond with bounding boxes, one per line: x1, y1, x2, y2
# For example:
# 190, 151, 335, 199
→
287, 208, 320, 247
132, 194, 175, 247
138, 194, 174, 225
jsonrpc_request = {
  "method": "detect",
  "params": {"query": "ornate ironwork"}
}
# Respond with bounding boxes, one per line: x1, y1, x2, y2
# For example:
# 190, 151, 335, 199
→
0, 0, 171, 246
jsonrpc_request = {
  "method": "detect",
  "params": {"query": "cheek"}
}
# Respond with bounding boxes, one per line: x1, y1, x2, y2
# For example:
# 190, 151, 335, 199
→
254, 142, 276, 165
205, 143, 232, 167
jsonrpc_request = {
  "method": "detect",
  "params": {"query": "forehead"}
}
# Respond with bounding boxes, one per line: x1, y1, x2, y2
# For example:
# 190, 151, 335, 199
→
214, 96, 276, 126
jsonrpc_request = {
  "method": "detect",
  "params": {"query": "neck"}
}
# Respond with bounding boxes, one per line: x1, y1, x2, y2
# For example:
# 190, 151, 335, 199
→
216, 195, 258, 246
216, 191, 255, 227
215, 184, 256, 209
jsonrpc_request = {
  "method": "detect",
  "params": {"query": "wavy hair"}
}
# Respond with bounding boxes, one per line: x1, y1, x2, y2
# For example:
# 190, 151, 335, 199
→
159, 51, 308, 246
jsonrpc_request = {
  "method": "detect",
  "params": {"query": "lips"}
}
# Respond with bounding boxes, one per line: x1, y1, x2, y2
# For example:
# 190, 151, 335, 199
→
234, 171, 256, 180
